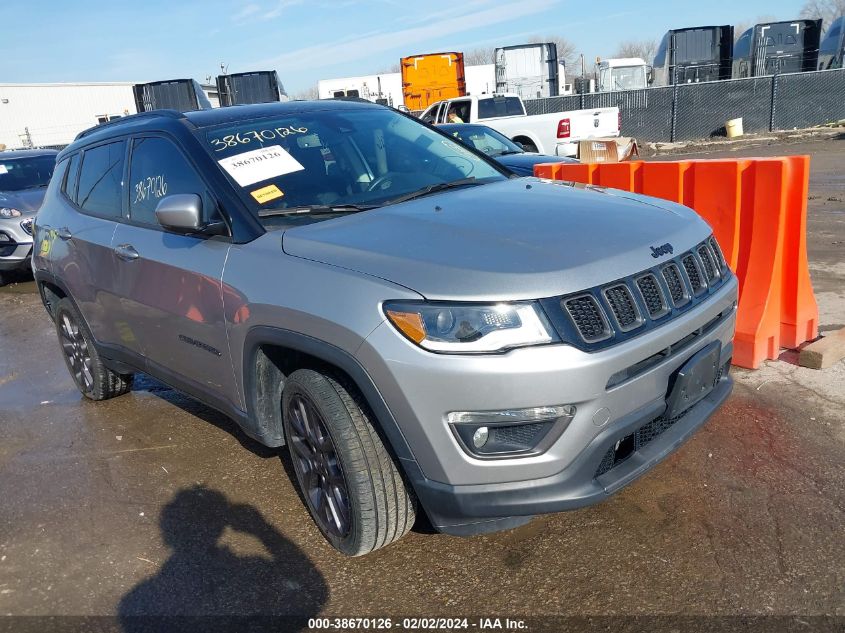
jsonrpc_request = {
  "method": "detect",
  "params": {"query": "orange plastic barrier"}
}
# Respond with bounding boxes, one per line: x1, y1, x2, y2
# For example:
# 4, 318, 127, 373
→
534, 157, 819, 369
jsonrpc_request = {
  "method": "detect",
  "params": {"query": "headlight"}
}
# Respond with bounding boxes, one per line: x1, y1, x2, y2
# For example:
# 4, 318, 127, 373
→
0, 207, 21, 218
384, 301, 558, 353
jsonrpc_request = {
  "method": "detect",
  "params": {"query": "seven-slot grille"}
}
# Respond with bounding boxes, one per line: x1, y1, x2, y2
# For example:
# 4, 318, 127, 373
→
697, 244, 719, 282
563, 295, 611, 343
708, 236, 725, 269
682, 254, 706, 295
559, 237, 729, 347
661, 263, 688, 307
603, 284, 641, 331
636, 273, 669, 319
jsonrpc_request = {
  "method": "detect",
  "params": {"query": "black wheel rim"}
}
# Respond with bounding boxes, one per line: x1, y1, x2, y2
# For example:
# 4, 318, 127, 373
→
59, 312, 94, 393
286, 394, 351, 539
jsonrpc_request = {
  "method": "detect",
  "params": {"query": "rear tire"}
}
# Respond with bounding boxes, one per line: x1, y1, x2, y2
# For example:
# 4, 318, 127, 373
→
54, 298, 133, 401
517, 139, 538, 153
282, 369, 416, 556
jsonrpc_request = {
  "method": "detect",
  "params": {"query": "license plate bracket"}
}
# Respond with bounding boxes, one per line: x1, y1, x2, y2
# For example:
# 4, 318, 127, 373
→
665, 341, 722, 419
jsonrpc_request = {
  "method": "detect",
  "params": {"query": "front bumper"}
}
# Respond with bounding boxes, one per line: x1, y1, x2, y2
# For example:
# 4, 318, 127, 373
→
408, 364, 731, 535
0, 217, 34, 271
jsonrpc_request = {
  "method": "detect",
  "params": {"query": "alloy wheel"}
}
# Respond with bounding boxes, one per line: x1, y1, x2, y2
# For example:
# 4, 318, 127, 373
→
59, 312, 94, 393
286, 394, 352, 539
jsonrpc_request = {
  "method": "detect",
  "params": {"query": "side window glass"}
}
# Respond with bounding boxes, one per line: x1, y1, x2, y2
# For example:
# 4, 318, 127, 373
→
63, 153, 81, 203
77, 141, 126, 218
421, 104, 439, 124
46, 158, 70, 200
129, 137, 211, 226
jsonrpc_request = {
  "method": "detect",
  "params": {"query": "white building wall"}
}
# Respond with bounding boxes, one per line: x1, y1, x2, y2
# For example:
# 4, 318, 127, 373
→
0, 83, 138, 149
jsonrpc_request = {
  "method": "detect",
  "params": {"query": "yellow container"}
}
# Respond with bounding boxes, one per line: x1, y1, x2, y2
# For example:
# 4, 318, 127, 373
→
726, 117, 744, 138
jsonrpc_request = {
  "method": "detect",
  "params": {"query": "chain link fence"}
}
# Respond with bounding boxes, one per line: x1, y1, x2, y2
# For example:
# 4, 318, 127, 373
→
524, 68, 845, 143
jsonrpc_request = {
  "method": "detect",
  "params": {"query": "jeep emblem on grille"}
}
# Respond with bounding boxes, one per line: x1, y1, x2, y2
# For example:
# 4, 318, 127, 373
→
650, 243, 674, 258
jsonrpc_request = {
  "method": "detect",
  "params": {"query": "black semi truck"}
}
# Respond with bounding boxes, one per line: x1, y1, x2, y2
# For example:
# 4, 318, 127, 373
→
733, 19, 822, 77
132, 79, 213, 112
651, 25, 734, 86
818, 16, 845, 70
216, 70, 288, 106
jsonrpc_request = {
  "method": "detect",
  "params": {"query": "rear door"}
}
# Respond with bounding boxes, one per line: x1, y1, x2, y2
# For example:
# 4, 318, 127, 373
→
110, 135, 237, 404
50, 141, 130, 352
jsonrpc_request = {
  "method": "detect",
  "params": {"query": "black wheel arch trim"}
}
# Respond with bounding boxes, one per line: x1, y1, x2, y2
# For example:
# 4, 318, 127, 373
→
242, 326, 417, 464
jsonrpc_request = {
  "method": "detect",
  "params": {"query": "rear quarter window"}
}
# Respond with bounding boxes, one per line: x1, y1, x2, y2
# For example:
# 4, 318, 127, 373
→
63, 153, 81, 202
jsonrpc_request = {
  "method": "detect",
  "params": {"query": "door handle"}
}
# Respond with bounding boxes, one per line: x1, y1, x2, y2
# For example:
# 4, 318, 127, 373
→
114, 244, 140, 261
56, 227, 73, 241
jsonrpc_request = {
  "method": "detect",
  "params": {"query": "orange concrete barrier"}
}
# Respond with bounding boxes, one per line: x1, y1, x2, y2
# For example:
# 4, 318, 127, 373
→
535, 157, 819, 369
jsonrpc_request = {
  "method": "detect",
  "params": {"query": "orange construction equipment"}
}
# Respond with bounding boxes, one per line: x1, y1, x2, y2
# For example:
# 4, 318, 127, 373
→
534, 157, 819, 369
400, 52, 466, 112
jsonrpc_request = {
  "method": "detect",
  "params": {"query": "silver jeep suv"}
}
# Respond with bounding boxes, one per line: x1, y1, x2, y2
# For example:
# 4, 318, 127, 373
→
33, 101, 737, 556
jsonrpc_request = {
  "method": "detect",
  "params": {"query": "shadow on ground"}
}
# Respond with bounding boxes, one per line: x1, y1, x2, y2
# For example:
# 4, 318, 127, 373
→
118, 486, 327, 632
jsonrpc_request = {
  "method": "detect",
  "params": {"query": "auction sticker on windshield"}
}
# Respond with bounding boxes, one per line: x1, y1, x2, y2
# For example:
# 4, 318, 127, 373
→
217, 145, 304, 187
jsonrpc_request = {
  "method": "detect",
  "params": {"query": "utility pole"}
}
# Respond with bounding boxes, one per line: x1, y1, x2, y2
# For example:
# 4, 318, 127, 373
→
20, 127, 33, 149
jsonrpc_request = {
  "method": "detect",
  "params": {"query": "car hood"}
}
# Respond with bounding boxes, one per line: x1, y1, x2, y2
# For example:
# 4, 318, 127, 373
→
281, 178, 713, 301
496, 153, 575, 176
0, 188, 47, 216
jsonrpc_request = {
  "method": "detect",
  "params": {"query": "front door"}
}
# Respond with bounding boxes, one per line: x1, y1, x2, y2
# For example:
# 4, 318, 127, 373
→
111, 135, 237, 405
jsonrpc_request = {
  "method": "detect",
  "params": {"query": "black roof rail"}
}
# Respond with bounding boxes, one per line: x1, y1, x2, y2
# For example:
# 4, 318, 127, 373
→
74, 109, 186, 141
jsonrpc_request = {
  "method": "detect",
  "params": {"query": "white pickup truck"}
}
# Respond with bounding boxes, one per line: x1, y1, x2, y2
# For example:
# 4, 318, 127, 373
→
419, 93, 619, 158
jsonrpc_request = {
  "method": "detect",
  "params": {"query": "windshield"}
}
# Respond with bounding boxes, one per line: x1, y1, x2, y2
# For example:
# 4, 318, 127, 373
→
204, 106, 506, 225
440, 125, 523, 157
0, 154, 57, 192
606, 66, 647, 91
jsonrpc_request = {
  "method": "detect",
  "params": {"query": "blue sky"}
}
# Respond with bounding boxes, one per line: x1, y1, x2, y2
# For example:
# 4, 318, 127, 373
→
0, 0, 807, 94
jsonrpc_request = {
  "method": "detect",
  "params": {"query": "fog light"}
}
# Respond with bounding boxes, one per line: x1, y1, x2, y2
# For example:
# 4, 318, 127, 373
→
448, 405, 576, 458
472, 426, 489, 448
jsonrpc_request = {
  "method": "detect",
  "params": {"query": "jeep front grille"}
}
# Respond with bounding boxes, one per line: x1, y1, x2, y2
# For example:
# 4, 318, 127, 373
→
697, 244, 718, 282
603, 284, 641, 331
543, 236, 731, 351
564, 295, 612, 343
635, 273, 669, 319
661, 263, 688, 307
708, 236, 726, 270
682, 254, 706, 295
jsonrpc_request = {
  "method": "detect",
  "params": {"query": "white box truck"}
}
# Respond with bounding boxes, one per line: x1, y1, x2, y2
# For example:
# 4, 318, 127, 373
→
495, 43, 562, 99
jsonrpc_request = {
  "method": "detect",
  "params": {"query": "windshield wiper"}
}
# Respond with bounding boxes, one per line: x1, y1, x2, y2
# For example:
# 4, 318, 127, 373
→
497, 150, 523, 156
381, 178, 483, 206
258, 203, 377, 218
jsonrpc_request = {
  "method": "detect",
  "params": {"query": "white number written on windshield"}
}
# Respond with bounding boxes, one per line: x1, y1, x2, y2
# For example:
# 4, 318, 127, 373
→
209, 126, 309, 152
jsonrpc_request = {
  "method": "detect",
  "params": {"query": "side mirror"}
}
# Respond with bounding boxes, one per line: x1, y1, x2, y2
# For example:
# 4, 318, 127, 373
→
155, 194, 203, 232
515, 141, 526, 150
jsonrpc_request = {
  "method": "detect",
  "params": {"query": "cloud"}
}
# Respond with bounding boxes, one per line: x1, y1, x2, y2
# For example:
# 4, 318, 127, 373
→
263, 0, 304, 19
254, 0, 559, 71
232, 2, 261, 23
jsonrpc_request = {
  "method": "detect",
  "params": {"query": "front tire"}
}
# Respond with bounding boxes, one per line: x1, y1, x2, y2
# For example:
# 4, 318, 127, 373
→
54, 298, 133, 401
282, 369, 416, 556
